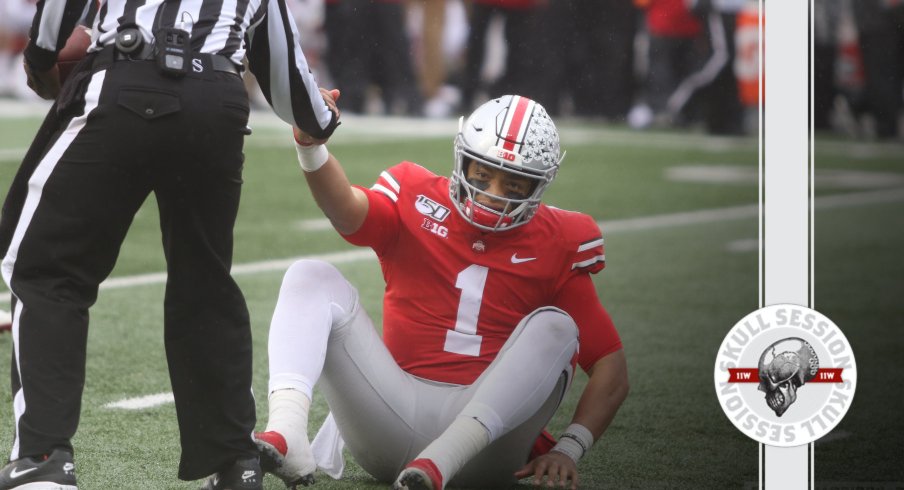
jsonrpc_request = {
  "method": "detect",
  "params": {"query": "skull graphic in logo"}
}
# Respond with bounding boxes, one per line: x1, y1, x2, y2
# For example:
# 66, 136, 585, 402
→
757, 338, 819, 417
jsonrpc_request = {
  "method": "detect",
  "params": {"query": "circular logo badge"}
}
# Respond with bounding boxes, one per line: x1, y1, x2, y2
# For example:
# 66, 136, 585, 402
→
713, 304, 857, 447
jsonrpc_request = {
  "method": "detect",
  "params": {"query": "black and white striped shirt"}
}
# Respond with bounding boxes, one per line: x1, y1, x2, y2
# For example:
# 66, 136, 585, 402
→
24, 0, 338, 139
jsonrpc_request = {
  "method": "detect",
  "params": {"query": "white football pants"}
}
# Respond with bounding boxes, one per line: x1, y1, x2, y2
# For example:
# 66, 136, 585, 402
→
267, 259, 577, 487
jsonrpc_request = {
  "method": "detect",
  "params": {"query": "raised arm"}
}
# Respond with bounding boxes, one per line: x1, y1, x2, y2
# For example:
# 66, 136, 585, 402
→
297, 149, 369, 236
292, 91, 368, 235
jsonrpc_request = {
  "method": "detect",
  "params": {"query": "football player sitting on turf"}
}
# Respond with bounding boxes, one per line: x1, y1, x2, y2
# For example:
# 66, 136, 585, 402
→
256, 94, 628, 490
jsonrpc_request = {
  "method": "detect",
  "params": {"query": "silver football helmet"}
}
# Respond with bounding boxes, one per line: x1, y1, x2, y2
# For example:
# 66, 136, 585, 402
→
450, 95, 564, 232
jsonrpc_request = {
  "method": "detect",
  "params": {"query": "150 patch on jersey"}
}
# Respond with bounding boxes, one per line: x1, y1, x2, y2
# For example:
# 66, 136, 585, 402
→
416, 195, 451, 221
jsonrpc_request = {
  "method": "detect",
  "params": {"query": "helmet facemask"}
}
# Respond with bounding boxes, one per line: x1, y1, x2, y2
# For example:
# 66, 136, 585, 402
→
450, 95, 563, 232
452, 141, 547, 231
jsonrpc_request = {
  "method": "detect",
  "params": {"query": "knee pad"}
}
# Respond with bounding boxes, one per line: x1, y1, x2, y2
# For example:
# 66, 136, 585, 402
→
283, 259, 344, 290
281, 259, 358, 324
522, 307, 579, 346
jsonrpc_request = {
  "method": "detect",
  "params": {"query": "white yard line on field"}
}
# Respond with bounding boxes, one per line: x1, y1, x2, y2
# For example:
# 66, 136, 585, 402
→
666, 165, 904, 188
726, 238, 759, 253
602, 203, 758, 233
9, 203, 756, 304
297, 218, 335, 231
1, 187, 901, 306
0, 149, 28, 161
104, 392, 174, 410
98, 249, 376, 291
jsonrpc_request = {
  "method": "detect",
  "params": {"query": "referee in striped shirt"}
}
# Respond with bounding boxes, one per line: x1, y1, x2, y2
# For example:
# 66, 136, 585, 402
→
0, 0, 339, 489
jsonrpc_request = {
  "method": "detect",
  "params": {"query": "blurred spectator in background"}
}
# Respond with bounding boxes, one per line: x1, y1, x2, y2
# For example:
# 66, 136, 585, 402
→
676, 0, 746, 135
548, 0, 638, 119
290, 0, 329, 81
831, 0, 868, 134
324, 0, 422, 115
630, 0, 704, 128
457, 0, 550, 112
0, 0, 36, 98
814, 0, 843, 131
852, 0, 904, 140
733, 0, 760, 133
407, 0, 469, 118
2, 0, 897, 139
416, 0, 448, 105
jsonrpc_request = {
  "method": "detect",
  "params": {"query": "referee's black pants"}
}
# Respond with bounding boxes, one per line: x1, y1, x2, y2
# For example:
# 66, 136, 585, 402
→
0, 54, 257, 480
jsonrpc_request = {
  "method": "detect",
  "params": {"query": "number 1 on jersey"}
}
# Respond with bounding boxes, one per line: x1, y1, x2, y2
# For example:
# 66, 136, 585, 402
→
444, 264, 487, 356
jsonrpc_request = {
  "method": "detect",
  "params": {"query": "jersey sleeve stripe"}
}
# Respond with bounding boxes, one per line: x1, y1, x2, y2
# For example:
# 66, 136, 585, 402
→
371, 183, 399, 202
379, 170, 401, 193
577, 237, 604, 253
571, 255, 605, 270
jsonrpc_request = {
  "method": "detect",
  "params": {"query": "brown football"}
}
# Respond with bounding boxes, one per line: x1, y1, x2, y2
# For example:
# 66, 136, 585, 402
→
57, 25, 92, 84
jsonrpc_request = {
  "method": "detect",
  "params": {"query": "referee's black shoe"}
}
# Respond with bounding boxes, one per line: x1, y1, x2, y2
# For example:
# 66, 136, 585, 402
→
199, 456, 262, 490
0, 448, 77, 489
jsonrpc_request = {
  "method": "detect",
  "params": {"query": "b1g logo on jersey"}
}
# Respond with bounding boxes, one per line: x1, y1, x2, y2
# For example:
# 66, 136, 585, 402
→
713, 304, 856, 447
422, 218, 448, 238
416, 195, 451, 222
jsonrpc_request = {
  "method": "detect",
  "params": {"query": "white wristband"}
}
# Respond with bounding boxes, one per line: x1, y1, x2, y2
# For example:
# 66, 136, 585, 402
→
551, 423, 594, 463
295, 142, 329, 172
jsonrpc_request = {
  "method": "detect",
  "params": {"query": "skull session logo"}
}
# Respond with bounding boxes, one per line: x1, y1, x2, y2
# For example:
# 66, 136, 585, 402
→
714, 304, 857, 447
756, 338, 822, 417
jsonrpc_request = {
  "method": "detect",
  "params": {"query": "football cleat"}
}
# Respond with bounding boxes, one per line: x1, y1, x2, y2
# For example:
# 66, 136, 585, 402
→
254, 431, 315, 489
392, 459, 443, 490
0, 449, 77, 490
198, 456, 262, 490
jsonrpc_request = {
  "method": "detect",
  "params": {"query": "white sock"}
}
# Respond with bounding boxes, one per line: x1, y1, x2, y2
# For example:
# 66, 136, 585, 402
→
417, 416, 490, 484
265, 389, 316, 475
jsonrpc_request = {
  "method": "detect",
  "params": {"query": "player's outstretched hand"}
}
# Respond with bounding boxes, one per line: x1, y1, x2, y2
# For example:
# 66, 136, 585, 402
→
23, 61, 61, 100
514, 451, 579, 489
295, 88, 341, 146
320, 87, 340, 118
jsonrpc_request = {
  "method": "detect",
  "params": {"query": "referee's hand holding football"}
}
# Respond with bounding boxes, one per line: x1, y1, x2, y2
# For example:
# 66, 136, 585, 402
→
23, 61, 61, 100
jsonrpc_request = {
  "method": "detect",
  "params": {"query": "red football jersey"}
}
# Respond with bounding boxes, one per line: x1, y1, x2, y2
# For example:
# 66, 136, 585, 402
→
343, 162, 621, 385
